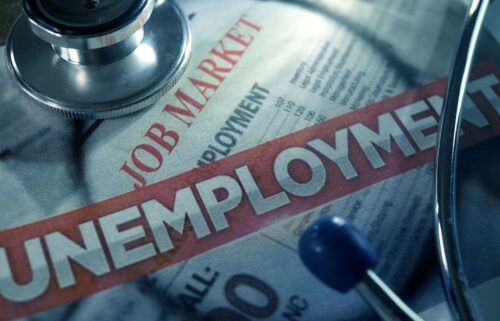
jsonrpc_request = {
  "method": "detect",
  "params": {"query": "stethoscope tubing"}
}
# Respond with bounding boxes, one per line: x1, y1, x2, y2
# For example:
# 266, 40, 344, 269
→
435, 0, 491, 320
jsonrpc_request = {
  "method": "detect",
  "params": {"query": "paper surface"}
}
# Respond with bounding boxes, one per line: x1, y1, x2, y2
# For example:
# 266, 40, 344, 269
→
2, 0, 497, 320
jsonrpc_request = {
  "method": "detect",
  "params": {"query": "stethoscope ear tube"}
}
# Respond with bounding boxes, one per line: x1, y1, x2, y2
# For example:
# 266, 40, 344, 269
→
434, 0, 491, 320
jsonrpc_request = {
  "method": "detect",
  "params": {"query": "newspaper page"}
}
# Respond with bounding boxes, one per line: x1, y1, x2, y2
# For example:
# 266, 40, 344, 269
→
0, 0, 499, 320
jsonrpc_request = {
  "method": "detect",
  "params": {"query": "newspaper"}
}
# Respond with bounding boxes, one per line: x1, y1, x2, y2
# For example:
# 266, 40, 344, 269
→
1, 0, 498, 320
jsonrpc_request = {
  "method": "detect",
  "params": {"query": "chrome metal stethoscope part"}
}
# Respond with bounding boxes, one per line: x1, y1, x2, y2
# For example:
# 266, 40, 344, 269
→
6, 0, 191, 119
435, 0, 491, 320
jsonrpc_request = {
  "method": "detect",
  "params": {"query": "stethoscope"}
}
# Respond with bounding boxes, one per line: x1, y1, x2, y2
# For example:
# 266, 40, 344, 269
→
299, 0, 492, 320
4, 0, 492, 320
5, 0, 191, 118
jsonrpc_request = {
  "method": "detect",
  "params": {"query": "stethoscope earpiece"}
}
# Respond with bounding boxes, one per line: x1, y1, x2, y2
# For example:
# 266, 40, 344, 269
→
298, 216, 378, 293
299, 216, 423, 321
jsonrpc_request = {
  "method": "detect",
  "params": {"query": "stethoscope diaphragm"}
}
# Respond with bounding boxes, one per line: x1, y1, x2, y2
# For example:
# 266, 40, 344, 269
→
6, 0, 191, 119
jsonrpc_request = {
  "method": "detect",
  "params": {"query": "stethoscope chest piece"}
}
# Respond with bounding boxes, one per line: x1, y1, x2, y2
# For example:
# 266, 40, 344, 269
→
6, 0, 191, 119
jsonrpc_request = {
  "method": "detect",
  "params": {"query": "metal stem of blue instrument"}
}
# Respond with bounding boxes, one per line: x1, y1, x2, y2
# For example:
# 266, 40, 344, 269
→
355, 270, 423, 321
